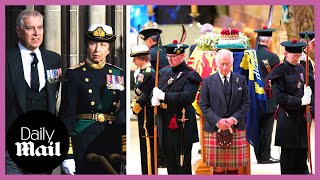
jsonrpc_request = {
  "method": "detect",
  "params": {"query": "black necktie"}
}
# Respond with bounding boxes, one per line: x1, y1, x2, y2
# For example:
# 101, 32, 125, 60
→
30, 52, 40, 92
223, 76, 229, 91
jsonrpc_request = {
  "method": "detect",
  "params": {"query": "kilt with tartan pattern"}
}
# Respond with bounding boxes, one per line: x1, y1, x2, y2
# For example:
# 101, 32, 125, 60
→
204, 129, 248, 168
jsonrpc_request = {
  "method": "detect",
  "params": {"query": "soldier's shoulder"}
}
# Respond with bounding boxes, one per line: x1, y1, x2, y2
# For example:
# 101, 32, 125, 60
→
268, 63, 286, 80
265, 47, 276, 55
68, 62, 85, 70
187, 66, 202, 82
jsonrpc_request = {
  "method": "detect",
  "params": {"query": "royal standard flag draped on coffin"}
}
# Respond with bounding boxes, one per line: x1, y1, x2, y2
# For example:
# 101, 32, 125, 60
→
188, 49, 267, 151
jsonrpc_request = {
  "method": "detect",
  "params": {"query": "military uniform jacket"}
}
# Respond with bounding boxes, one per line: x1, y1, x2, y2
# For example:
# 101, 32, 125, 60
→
157, 62, 202, 146
299, 51, 315, 92
59, 62, 126, 154
134, 66, 155, 107
257, 44, 280, 113
269, 60, 314, 148
6, 47, 61, 132
150, 44, 169, 70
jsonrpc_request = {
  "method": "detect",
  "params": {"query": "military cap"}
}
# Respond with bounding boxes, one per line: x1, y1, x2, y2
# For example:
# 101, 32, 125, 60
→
130, 45, 150, 57
85, 24, 116, 43
254, 25, 276, 37
299, 31, 315, 40
163, 40, 189, 55
139, 28, 162, 40
280, 39, 306, 53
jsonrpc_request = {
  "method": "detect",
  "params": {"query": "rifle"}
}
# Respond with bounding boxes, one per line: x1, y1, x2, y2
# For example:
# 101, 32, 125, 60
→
304, 32, 313, 175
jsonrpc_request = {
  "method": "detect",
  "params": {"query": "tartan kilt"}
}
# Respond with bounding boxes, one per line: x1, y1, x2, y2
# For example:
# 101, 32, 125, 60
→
204, 129, 248, 168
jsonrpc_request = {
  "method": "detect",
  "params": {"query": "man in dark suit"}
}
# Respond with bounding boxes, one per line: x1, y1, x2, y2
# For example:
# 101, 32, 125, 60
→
139, 28, 169, 70
151, 40, 202, 174
253, 26, 280, 164
59, 24, 126, 174
269, 40, 313, 174
199, 49, 250, 174
6, 9, 62, 174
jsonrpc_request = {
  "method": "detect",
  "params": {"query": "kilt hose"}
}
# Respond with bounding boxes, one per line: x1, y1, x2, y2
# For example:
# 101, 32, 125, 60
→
204, 129, 248, 168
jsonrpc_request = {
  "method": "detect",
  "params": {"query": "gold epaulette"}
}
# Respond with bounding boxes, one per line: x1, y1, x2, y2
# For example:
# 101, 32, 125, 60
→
68, 62, 85, 70
106, 62, 123, 71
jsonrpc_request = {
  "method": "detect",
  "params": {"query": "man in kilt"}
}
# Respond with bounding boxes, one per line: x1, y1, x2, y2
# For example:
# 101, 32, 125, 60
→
199, 49, 250, 174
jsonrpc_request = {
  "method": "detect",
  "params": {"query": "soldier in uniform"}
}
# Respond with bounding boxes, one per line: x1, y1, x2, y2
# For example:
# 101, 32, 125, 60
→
151, 40, 202, 174
253, 26, 280, 164
268, 39, 314, 174
299, 31, 315, 91
130, 45, 156, 174
139, 28, 169, 70
139, 28, 168, 167
59, 24, 126, 174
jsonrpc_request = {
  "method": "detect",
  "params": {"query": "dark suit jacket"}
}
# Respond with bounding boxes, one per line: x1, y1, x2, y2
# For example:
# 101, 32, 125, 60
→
199, 72, 250, 132
6, 47, 61, 132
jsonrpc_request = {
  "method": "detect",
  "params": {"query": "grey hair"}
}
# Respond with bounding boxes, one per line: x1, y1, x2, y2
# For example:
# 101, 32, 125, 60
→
201, 23, 214, 34
16, 9, 43, 28
258, 36, 270, 43
215, 49, 234, 65
148, 35, 159, 43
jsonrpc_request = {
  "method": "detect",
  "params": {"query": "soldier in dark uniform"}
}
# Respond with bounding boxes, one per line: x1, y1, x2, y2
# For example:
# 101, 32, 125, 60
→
299, 31, 315, 91
151, 40, 202, 174
130, 45, 156, 174
268, 39, 314, 174
139, 28, 168, 167
139, 28, 169, 70
59, 24, 126, 174
253, 26, 280, 164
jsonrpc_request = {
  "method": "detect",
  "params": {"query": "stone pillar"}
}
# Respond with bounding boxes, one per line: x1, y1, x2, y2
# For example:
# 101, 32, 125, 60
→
69, 5, 80, 67
43, 6, 61, 55
88, 6, 106, 25
114, 5, 126, 69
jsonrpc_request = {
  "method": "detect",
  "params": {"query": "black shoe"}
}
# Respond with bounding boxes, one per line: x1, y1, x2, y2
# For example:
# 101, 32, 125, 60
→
258, 157, 280, 164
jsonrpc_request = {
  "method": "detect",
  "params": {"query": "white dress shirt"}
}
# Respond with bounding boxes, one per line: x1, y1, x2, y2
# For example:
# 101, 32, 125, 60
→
18, 42, 46, 92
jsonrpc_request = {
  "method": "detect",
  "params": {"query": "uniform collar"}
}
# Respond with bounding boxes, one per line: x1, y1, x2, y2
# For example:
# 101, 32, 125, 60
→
85, 58, 106, 69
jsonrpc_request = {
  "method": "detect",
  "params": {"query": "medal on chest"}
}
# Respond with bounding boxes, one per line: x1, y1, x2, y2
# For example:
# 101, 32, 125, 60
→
106, 74, 124, 91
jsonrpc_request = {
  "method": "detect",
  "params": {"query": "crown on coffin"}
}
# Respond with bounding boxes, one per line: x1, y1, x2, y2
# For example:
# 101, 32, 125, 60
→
220, 28, 240, 40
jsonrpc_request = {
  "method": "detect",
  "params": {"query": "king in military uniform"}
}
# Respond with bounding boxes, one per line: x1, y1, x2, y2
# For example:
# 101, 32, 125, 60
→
59, 24, 126, 174
130, 45, 156, 174
151, 40, 202, 174
268, 39, 314, 174
253, 26, 280, 164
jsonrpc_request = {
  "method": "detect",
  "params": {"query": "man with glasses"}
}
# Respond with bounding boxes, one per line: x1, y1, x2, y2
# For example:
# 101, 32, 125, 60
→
151, 40, 202, 174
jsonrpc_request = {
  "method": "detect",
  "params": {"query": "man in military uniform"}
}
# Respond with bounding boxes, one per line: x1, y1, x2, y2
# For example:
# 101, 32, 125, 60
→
299, 31, 315, 90
139, 28, 169, 70
139, 28, 168, 168
151, 40, 202, 174
130, 45, 156, 174
268, 39, 314, 174
59, 24, 126, 174
253, 26, 280, 164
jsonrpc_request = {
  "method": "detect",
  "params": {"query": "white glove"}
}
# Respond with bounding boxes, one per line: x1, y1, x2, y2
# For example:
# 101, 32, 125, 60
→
304, 85, 312, 97
153, 87, 165, 100
151, 96, 160, 106
62, 159, 76, 175
301, 95, 311, 106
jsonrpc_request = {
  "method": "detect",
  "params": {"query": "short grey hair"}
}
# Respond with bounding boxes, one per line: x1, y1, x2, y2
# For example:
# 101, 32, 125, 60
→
16, 9, 43, 28
215, 49, 234, 65
201, 23, 214, 34
148, 35, 159, 43
258, 36, 270, 43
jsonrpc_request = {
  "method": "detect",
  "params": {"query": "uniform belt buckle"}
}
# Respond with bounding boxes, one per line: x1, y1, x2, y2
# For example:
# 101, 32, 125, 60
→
95, 113, 105, 122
